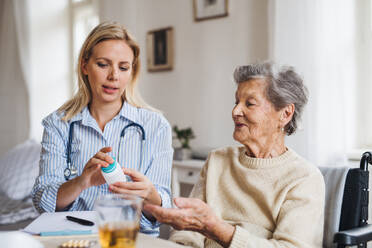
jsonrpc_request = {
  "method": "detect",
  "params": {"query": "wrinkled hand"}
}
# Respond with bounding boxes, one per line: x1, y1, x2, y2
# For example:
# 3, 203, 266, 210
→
144, 198, 216, 233
78, 147, 113, 189
144, 198, 235, 247
109, 168, 161, 206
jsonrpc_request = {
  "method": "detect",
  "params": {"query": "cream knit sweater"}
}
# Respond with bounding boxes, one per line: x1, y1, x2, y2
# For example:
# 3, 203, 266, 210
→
170, 146, 325, 248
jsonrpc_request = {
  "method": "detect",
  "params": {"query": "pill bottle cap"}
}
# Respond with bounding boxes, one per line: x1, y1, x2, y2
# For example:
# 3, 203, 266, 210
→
101, 156, 116, 173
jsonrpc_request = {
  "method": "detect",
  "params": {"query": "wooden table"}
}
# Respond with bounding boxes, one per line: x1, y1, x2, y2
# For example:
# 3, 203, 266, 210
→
34, 233, 186, 248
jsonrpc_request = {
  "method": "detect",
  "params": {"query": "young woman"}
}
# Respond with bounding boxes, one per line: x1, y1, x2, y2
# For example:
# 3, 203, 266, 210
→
32, 22, 173, 236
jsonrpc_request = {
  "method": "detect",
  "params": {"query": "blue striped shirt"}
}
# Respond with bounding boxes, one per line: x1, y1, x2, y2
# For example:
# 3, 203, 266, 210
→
32, 101, 173, 236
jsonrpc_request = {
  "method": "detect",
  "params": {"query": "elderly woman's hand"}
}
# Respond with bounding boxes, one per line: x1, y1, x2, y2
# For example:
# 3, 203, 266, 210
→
144, 197, 235, 247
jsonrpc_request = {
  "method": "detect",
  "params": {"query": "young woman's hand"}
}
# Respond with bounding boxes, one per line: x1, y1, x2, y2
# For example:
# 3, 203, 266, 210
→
77, 147, 113, 190
109, 168, 162, 206
57, 147, 113, 210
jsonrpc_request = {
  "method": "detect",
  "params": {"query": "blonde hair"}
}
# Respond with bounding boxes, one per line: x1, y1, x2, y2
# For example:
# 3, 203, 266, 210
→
59, 21, 156, 121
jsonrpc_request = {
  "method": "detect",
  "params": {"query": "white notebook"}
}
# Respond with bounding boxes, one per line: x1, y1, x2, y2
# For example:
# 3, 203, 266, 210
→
23, 211, 98, 236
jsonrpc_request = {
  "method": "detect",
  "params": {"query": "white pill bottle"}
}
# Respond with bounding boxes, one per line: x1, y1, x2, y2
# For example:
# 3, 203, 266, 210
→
101, 156, 127, 185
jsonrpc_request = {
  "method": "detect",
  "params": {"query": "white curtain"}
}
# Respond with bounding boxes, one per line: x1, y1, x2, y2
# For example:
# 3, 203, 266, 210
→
269, 0, 356, 166
0, 0, 31, 156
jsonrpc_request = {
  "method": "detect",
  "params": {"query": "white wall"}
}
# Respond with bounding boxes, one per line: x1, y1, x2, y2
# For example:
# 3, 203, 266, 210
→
29, 0, 71, 141
99, 0, 269, 151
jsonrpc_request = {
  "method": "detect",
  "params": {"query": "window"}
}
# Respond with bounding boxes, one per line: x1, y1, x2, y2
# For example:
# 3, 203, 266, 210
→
348, 0, 372, 161
69, 0, 99, 94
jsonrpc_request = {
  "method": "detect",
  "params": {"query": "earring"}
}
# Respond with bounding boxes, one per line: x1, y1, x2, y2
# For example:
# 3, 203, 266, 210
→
281, 127, 284, 132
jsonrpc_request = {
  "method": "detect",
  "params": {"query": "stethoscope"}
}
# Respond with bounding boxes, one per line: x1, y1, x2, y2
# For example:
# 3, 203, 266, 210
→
64, 121, 146, 180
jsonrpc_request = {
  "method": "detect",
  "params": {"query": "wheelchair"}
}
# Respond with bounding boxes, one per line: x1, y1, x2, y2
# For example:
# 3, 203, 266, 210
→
323, 152, 372, 247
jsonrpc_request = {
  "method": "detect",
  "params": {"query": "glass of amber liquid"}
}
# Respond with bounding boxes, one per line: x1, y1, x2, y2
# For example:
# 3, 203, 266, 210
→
94, 194, 143, 248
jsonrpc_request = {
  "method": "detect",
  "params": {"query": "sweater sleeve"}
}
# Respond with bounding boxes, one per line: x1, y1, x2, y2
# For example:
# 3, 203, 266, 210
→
169, 158, 209, 247
229, 171, 325, 248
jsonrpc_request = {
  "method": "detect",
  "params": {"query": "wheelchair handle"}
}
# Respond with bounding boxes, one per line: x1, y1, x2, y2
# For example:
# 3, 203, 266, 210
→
360, 152, 372, 171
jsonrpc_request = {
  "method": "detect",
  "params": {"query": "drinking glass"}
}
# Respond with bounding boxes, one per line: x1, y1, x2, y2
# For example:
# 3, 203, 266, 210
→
94, 194, 143, 248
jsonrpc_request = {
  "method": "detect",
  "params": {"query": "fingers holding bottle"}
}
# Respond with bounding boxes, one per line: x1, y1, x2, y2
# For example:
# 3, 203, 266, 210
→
78, 147, 113, 189
95, 147, 114, 165
109, 168, 162, 206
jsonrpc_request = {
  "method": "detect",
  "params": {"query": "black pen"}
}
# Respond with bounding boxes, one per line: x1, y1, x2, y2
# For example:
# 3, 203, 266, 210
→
66, 215, 94, 226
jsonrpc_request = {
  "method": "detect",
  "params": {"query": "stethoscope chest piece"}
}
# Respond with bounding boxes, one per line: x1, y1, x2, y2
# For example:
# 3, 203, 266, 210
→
64, 163, 78, 180
64, 168, 71, 179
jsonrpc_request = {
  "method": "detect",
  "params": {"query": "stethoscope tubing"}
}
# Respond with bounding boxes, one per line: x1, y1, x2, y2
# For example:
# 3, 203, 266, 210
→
64, 121, 145, 180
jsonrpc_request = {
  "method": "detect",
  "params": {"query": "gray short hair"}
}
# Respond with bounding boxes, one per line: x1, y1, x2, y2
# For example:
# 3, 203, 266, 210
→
233, 62, 308, 135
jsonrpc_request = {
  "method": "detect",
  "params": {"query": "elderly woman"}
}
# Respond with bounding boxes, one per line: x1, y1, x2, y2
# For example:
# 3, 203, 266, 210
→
145, 62, 325, 247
